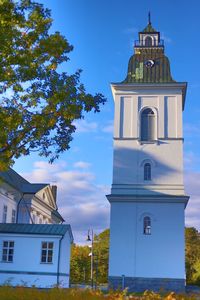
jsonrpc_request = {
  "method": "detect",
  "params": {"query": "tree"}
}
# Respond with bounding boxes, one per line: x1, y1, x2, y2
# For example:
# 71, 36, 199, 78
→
185, 227, 200, 284
70, 229, 110, 285
93, 229, 109, 284
70, 244, 91, 284
0, 0, 106, 169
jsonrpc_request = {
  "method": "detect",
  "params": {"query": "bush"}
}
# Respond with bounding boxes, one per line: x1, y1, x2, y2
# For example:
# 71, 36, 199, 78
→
0, 286, 198, 300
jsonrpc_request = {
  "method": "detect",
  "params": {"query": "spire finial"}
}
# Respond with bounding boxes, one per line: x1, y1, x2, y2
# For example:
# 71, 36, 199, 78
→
148, 11, 151, 25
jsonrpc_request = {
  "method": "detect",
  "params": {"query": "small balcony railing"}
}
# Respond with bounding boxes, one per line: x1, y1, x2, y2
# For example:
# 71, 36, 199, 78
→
134, 40, 164, 47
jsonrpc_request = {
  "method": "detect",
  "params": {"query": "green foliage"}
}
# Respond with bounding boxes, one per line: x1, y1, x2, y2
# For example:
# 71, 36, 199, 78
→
70, 244, 91, 284
70, 227, 200, 287
70, 229, 110, 284
0, 0, 106, 169
93, 229, 110, 284
185, 227, 200, 284
0, 286, 198, 300
192, 259, 200, 284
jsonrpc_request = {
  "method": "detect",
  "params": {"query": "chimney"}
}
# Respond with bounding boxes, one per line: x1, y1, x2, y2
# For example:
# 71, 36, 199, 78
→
51, 185, 57, 202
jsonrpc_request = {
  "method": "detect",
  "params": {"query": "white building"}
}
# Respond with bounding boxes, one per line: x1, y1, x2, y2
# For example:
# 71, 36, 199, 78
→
0, 168, 64, 225
0, 223, 73, 288
107, 18, 189, 292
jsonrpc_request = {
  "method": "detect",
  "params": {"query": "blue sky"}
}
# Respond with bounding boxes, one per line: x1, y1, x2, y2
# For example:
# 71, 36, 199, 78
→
13, 0, 200, 244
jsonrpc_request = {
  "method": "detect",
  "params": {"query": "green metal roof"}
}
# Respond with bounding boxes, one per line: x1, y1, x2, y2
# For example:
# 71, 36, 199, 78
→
123, 49, 175, 84
0, 168, 48, 194
142, 23, 157, 33
21, 183, 48, 194
0, 223, 72, 239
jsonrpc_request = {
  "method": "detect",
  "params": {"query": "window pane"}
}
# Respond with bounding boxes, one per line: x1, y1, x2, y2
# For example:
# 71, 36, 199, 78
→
49, 243, 53, 249
41, 256, 46, 262
2, 254, 7, 261
3, 249, 7, 255
9, 242, 14, 248
47, 256, 52, 263
42, 250, 47, 256
42, 242, 47, 249
8, 255, 13, 262
3, 241, 8, 247
9, 249, 13, 255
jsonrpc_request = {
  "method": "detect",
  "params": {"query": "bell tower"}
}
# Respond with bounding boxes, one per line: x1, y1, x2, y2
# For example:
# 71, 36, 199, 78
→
107, 16, 189, 292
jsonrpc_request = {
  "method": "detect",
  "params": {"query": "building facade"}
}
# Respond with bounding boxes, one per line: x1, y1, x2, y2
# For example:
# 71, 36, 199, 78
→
107, 19, 189, 292
0, 224, 73, 288
0, 169, 72, 288
0, 168, 64, 225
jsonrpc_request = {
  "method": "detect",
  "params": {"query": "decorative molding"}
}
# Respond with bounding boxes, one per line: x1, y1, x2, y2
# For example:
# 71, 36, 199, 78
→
106, 194, 189, 207
140, 159, 156, 167
0, 270, 69, 277
139, 212, 156, 222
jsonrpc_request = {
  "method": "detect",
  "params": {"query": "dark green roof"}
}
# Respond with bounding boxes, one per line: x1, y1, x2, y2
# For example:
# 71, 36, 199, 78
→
21, 183, 48, 193
51, 210, 65, 222
142, 23, 157, 33
0, 168, 48, 194
0, 168, 29, 191
123, 49, 175, 83
0, 223, 72, 240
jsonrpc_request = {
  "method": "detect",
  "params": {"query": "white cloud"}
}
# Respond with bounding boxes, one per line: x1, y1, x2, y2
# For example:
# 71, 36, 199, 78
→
20, 160, 110, 244
122, 27, 138, 35
184, 151, 200, 170
102, 124, 114, 134
73, 119, 98, 133
74, 161, 91, 169
184, 123, 200, 137
161, 33, 172, 44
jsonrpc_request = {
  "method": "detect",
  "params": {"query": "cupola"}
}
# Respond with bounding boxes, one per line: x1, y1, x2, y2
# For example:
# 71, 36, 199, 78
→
123, 13, 175, 84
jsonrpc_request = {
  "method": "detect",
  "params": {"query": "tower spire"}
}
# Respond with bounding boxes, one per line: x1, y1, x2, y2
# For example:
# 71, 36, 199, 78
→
148, 11, 151, 25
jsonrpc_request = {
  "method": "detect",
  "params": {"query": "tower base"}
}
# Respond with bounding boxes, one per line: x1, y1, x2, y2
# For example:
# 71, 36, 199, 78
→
109, 276, 185, 293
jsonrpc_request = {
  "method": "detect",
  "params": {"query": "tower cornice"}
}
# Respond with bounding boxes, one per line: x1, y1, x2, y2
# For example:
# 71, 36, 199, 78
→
110, 82, 187, 110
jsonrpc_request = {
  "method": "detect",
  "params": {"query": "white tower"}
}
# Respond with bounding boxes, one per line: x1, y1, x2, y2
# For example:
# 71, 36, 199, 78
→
107, 17, 189, 292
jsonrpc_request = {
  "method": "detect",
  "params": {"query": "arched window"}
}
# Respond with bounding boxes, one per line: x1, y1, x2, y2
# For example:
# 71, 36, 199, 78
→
141, 108, 156, 141
143, 216, 151, 235
145, 36, 152, 47
144, 163, 151, 181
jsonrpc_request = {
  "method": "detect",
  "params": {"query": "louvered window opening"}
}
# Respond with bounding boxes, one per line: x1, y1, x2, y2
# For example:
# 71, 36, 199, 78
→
145, 36, 153, 47
144, 163, 151, 181
143, 216, 151, 235
141, 108, 155, 141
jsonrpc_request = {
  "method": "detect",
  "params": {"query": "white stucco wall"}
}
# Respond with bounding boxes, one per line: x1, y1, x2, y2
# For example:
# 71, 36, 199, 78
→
108, 83, 188, 282
111, 84, 185, 196
109, 201, 185, 279
0, 232, 71, 288
0, 192, 17, 223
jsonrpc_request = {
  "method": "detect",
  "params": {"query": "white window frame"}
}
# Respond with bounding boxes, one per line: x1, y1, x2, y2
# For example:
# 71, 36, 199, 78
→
2, 241, 14, 262
41, 242, 54, 264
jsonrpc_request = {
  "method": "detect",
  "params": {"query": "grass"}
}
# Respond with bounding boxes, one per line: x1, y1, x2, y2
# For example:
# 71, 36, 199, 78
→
0, 286, 199, 300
